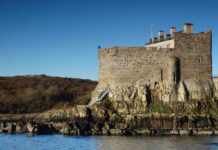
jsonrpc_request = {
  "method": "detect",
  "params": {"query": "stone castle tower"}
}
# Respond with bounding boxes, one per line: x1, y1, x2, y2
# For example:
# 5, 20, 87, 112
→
89, 23, 215, 114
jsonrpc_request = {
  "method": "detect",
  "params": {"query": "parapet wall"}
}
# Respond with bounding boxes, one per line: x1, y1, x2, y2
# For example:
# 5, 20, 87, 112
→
98, 46, 175, 86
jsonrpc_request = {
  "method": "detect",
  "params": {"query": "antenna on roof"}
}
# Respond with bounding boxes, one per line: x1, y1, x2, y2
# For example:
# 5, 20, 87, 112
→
151, 24, 154, 38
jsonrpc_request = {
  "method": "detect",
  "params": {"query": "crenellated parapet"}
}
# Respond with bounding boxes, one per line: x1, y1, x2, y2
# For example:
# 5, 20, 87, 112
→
98, 46, 174, 58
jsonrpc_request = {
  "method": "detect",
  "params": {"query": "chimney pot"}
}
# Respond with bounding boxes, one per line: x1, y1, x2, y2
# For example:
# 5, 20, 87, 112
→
184, 23, 193, 33
158, 30, 164, 37
170, 27, 176, 38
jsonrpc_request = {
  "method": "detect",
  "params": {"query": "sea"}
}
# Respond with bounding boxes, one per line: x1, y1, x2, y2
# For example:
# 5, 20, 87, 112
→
0, 134, 217, 150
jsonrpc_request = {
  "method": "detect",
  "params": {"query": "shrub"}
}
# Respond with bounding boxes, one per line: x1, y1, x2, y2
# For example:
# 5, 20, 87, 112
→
149, 101, 173, 114
76, 95, 91, 105
95, 95, 115, 112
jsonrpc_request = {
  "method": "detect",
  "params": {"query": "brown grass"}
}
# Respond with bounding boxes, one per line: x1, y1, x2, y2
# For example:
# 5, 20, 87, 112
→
0, 75, 97, 114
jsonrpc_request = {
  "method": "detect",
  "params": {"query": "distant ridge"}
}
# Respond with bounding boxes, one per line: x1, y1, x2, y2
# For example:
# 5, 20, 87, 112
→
0, 75, 97, 114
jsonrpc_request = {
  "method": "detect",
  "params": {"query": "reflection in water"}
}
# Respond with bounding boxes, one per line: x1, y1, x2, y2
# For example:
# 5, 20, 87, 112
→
0, 134, 217, 150
95, 136, 218, 150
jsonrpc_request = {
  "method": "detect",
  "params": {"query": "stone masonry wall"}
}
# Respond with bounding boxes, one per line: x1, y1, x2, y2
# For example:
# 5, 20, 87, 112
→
97, 30, 212, 88
98, 47, 175, 87
174, 30, 212, 80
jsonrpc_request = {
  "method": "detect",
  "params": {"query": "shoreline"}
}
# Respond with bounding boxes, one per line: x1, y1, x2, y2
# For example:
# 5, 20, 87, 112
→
0, 106, 217, 136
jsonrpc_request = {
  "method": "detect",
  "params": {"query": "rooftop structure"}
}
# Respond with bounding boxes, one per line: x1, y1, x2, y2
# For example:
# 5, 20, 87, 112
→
145, 23, 194, 48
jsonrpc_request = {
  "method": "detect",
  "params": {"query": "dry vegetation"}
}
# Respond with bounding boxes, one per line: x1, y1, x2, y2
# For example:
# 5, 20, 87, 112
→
148, 98, 218, 116
0, 75, 97, 114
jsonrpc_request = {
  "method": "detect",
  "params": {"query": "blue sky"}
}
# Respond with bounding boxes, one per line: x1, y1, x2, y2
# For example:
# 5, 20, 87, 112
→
0, 0, 218, 80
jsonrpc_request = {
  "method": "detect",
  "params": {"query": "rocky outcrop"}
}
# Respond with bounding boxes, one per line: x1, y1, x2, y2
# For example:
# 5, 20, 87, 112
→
1, 77, 217, 136
96, 78, 215, 115
108, 82, 150, 115
213, 77, 218, 98
181, 78, 214, 101
0, 105, 217, 136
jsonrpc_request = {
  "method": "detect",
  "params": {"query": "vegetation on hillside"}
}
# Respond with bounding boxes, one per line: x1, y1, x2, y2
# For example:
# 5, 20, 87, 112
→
0, 75, 97, 114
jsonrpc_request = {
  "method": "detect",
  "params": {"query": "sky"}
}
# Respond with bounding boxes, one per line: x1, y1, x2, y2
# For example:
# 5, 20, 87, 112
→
0, 0, 218, 80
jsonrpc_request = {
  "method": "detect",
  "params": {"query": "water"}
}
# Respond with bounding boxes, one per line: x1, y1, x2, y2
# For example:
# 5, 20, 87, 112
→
0, 134, 218, 150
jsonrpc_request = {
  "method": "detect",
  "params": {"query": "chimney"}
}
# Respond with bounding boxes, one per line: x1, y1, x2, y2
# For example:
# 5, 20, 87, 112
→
165, 34, 171, 40
170, 27, 176, 38
158, 30, 164, 37
149, 38, 152, 44
158, 30, 164, 42
152, 37, 158, 43
184, 23, 193, 33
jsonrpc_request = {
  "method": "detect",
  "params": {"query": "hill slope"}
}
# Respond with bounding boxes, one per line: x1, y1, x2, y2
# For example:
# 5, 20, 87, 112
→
0, 75, 97, 114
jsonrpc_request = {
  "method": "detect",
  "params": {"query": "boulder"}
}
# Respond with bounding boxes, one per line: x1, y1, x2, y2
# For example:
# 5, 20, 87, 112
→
0, 129, 7, 133
89, 106, 106, 121
6, 123, 16, 134
181, 78, 214, 101
26, 122, 55, 134
178, 81, 187, 102
26, 122, 35, 133
213, 78, 218, 98
16, 123, 27, 133
108, 82, 150, 115
110, 129, 122, 135
59, 123, 71, 135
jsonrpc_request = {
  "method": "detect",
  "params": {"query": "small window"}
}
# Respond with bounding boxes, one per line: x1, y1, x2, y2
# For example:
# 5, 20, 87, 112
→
161, 69, 163, 81
199, 58, 202, 64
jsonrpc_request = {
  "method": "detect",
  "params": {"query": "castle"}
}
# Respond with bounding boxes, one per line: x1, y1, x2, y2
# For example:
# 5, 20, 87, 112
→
89, 23, 215, 114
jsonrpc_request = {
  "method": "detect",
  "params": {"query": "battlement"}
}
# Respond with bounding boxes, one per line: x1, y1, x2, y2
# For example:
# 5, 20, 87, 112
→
98, 46, 173, 58
96, 23, 212, 88
99, 46, 173, 51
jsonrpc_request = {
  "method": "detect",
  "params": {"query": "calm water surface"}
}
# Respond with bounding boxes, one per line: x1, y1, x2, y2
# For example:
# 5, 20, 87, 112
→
0, 134, 218, 150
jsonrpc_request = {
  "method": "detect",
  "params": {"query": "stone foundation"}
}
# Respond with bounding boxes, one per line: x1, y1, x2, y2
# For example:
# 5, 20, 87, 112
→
0, 106, 217, 136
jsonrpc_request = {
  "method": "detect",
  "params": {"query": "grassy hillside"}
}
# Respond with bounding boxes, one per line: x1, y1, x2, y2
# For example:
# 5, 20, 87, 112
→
0, 75, 97, 114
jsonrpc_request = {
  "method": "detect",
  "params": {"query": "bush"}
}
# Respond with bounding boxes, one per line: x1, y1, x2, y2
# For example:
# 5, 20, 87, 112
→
76, 95, 91, 105
149, 101, 173, 114
95, 95, 115, 112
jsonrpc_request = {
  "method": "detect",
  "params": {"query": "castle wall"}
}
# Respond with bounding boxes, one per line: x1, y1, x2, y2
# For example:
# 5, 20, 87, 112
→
98, 47, 174, 86
97, 30, 212, 88
174, 31, 212, 80
91, 25, 214, 106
